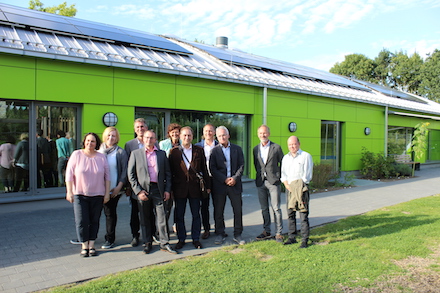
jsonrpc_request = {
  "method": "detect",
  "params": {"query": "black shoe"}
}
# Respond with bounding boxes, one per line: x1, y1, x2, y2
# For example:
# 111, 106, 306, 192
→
143, 242, 153, 254
80, 249, 89, 257
193, 240, 202, 249
131, 237, 139, 247
89, 248, 98, 256
175, 241, 185, 250
101, 241, 114, 249
299, 240, 308, 248
283, 238, 298, 245
161, 244, 178, 254
201, 230, 210, 239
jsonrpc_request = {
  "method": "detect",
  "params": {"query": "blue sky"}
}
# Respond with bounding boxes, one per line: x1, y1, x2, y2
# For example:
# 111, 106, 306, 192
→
2, 0, 439, 71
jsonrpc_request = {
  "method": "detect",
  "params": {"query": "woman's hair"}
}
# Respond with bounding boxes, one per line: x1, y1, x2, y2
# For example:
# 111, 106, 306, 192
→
166, 123, 182, 138
102, 127, 120, 145
20, 133, 29, 141
82, 132, 101, 150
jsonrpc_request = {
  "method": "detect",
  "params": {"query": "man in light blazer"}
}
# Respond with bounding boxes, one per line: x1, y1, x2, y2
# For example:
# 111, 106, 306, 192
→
209, 126, 245, 245
253, 125, 284, 242
125, 118, 148, 247
127, 130, 177, 254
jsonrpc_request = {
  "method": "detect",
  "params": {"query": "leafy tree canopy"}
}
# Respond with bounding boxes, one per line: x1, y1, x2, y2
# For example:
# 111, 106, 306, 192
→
29, 0, 77, 17
330, 49, 440, 103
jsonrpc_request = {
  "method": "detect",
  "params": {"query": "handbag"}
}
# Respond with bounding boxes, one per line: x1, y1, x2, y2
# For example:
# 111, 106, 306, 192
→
181, 147, 209, 198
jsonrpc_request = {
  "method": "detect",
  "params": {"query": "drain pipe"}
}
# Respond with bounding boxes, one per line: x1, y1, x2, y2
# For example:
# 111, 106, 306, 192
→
384, 106, 388, 155
263, 86, 267, 125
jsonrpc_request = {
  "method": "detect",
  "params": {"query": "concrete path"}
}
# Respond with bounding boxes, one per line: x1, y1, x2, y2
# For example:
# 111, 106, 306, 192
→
1, 166, 439, 293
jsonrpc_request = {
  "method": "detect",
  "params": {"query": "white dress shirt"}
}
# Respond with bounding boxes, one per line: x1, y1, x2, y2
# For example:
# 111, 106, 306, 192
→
280, 149, 313, 184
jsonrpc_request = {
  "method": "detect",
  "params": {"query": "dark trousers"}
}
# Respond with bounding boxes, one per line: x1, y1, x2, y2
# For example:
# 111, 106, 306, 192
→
201, 195, 211, 231
212, 186, 243, 237
287, 209, 309, 241
13, 166, 29, 192
137, 184, 169, 245
103, 194, 121, 243
73, 195, 104, 242
129, 195, 140, 238
57, 157, 68, 186
175, 197, 201, 241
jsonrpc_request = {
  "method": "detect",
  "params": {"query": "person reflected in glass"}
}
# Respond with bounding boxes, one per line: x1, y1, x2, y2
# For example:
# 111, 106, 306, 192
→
65, 132, 110, 257
0, 135, 16, 193
98, 127, 128, 249
13, 133, 29, 192
36, 129, 52, 188
56, 130, 73, 187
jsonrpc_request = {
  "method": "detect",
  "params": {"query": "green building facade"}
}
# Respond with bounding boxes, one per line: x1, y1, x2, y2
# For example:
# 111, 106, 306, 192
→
1, 3, 440, 202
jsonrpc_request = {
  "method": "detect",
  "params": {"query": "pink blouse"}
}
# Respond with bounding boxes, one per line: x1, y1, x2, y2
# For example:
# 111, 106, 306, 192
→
65, 150, 110, 196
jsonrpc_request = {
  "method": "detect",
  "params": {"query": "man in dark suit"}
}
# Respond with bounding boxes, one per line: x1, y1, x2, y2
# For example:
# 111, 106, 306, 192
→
195, 123, 218, 239
209, 126, 245, 245
169, 126, 211, 250
124, 118, 148, 247
253, 125, 284, 242
127, 130, 177, 254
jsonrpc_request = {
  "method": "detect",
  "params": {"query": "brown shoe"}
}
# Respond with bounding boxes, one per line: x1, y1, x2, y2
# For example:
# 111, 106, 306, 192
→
275, 234, 284, 243
201, 230, 210, 239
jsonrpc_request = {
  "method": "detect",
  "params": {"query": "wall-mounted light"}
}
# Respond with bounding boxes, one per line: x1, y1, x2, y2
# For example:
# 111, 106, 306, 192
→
103, 112, 118, 127
288, 122, 297, 133
364, 127, 371, 135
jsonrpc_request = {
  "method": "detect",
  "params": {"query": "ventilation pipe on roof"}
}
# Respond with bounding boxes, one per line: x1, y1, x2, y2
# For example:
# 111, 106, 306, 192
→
216, 36, 228, 48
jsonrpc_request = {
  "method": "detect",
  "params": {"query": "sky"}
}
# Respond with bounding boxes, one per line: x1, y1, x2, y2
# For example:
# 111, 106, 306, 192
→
1, 0, 440, 71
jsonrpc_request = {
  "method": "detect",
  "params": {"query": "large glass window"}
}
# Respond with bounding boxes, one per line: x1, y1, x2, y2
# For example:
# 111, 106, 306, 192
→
0, 99, 80, 198
135, 109, 250, 176
387, 126, 413, 155
0, 100, 29, 193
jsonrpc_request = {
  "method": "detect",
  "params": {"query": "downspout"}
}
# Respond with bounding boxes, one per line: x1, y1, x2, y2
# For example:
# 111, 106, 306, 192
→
385, 106, 388, 155
263, 86, 267, 125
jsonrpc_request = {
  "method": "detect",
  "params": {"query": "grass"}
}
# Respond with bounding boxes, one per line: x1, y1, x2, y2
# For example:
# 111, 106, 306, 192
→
46, 195, 440, 293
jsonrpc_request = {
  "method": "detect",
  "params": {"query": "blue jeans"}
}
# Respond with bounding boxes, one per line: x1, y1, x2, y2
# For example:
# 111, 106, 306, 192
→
175, 197, 202, 241
73, 195, 104, 242
257, 180, 283, 235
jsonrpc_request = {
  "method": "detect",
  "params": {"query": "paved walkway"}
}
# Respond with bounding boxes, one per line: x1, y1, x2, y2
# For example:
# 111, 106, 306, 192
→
1, 166, 439, 293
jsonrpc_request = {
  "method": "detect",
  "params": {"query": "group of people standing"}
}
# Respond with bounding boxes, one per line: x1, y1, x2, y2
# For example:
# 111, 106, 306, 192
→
65, 119, 313, 258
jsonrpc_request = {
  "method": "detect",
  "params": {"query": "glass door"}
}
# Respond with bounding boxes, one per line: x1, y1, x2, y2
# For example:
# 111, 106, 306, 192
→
321, 121, 340, 173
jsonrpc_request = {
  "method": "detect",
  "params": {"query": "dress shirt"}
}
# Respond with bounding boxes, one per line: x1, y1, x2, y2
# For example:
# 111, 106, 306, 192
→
202, 140, 215, 176
259, 141, 271, 178
280, 149, 313, 184
182, 145, 192, 170
146, 146, 158, 183
221, 142, 231, 177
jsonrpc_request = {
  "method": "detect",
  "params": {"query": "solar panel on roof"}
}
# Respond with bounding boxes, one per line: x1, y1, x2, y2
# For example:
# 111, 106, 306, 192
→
187, 40, 368, 90
352, 79, 426, 103
0, 3, 192, 55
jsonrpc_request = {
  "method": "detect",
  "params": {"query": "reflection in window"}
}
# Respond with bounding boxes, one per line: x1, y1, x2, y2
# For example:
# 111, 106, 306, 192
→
388, 126, 413, 155
0, 100, 29, 193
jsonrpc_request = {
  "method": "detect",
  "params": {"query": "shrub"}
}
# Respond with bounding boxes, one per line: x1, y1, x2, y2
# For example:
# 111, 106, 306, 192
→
393, 163, 412, 176
310, 163, 334, 189
360, 147, 396, 179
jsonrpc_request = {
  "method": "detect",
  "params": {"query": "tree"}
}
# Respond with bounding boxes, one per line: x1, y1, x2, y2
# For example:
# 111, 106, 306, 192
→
29, 0, 77, 17
329, 54, 376, 82
419, 50, 440, 103
330, 49, 440, 102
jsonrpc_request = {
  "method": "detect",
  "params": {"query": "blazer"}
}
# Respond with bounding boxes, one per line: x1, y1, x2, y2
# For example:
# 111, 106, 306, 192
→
168, 145, 211, 199
253, 141, 284, 187
209, 143, 244, 195
127, 147, 171, 200
111, 146, 129, 192
124, 138, 143, 158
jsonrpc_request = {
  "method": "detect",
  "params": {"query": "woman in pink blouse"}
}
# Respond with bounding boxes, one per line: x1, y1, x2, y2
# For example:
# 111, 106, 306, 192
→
65, 132, 110, 257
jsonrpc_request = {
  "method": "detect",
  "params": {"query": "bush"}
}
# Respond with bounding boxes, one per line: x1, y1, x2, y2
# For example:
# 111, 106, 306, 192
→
310, 163, 334, 189
393, 163, 412, 176
360, 147, 396, 179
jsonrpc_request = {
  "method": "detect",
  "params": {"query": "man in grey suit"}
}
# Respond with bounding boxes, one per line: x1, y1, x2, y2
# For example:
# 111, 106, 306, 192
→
253, 125, 284, 242
125, 118, 148, 247
127, 130, 177, 254
209, 126, 245, 245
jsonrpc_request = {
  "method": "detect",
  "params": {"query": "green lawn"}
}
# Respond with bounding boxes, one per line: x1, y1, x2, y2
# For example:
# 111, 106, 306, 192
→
47, 195, 440, 293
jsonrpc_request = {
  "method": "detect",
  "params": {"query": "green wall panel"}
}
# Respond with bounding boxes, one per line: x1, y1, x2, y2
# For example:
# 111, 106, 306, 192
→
355, 106, 384, 123
114, 78, 176, 108
114, 68, 175, 83
36, 69, 113, 104
308, 99, 334, 120
0, 65, 35, 100
0, 53, 35, 68
334, 103, 357, 122
37, 59, 113, 77
269, 96, 308, 118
